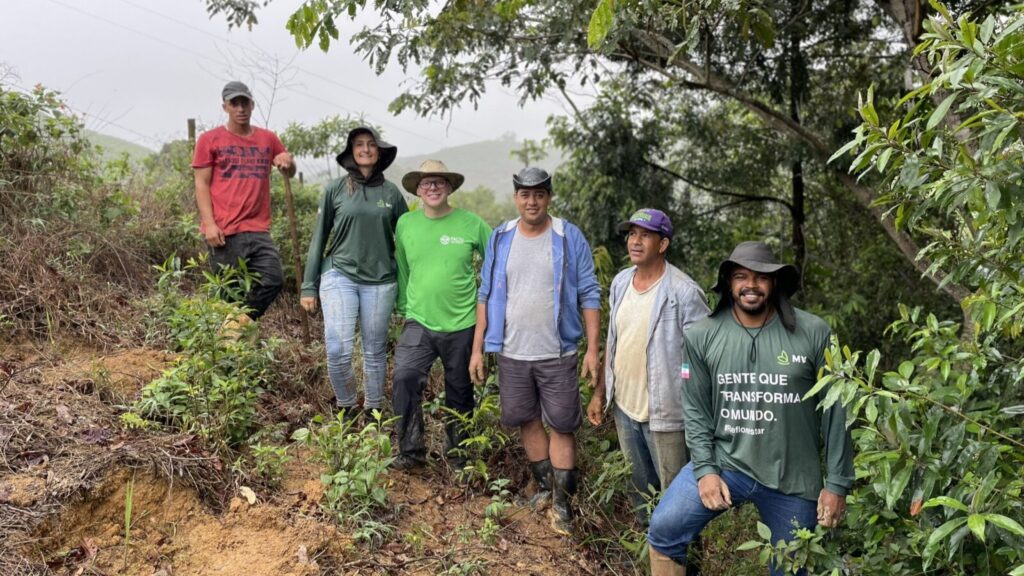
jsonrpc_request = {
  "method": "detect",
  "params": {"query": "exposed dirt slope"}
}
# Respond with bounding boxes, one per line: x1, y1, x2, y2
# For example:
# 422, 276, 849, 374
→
1, 344, 606, 576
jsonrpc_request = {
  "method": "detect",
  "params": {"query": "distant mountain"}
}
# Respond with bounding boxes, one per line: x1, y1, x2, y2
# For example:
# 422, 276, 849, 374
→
85, 131, 155, 162
386, 133, 564, 197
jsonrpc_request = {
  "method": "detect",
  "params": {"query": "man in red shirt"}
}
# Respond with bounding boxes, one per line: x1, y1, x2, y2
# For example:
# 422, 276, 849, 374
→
192, 81, 295, 319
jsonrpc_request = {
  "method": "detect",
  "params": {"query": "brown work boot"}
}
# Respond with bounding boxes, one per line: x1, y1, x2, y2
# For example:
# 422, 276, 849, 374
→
650, 545, 685, 576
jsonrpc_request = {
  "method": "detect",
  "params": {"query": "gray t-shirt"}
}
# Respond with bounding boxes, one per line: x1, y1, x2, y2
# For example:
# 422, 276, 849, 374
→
501, 228, 563, 360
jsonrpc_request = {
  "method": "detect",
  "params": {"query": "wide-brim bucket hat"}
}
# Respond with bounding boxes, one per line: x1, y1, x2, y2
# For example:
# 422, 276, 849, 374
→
335, 126, 397, 172
711, 241, 800, 330
401, 159, 465, 194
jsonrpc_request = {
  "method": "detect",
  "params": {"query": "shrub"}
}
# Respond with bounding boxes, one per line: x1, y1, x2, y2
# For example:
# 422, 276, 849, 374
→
292, 412, 397, 536
130, 255, 277, 450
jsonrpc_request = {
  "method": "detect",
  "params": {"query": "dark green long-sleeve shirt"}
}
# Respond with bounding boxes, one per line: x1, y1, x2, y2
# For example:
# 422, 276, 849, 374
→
301, 178, 408, 295
681, 308, 854, 501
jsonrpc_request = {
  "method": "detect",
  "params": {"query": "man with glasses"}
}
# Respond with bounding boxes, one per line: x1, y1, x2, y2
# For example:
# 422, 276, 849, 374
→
192, 80, 295, 322
469, 166, 602, 536
391, 160, 492, 470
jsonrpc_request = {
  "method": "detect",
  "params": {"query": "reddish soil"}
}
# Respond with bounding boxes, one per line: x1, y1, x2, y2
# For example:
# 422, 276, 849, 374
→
1, 345, 611, 576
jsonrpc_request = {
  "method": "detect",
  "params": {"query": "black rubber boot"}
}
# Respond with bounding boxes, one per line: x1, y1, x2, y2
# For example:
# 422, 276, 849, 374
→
528, 459, 553, 510
444, 421, 469, 469
391, 411, 427, 470
548, 467, 578, 536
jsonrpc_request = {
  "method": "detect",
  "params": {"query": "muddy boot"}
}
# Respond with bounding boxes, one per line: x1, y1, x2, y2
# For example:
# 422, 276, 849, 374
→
444, 422, 469, 469
527, 459, 553, 511
391, 409, 427, 470
650, 545, 685, 576
548, 467, 577, 536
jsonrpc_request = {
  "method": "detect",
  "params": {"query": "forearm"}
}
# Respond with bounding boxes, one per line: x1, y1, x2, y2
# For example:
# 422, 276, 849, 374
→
582, 308, 600, 353
471, 302, 488, 355
194, 171, 215, 225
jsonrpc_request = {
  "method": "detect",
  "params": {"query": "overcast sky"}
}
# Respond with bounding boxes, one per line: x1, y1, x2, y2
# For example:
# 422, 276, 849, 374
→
1, 0, 572, 156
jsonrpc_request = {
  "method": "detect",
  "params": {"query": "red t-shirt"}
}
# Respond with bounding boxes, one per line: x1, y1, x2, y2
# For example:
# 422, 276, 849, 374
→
192, 126, 287, 236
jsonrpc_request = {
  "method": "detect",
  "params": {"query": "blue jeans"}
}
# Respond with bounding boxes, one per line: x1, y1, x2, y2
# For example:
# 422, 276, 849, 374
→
648, 462, 818, 576
318, 269, 396, 409
614, 405, 660, 521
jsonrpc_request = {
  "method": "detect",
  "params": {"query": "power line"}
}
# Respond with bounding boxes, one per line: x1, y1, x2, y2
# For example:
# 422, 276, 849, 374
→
7, 82, 165, 148
50, 0, 489, 147
114, 0, 491, 142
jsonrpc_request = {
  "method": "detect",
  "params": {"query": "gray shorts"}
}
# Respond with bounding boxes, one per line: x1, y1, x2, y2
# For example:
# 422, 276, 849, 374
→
496, 354, 582, 433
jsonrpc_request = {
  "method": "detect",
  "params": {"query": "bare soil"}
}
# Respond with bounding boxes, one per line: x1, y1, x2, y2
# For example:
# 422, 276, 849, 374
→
0, 344, 609, 576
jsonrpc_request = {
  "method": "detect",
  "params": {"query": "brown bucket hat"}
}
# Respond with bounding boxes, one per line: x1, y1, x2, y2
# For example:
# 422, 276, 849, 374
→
401, 160, 465, 194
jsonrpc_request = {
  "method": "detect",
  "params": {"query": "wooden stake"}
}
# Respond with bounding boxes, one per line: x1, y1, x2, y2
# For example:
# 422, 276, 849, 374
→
282, 175, 311, 344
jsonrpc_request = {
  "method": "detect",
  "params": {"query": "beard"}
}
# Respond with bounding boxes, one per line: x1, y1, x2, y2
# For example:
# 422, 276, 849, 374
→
733, 289, 769, 316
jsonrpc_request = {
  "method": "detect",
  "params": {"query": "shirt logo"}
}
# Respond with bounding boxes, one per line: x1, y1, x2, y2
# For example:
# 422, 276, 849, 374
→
440, 235, 466, 246
777, 350, 808, 365
680, 362, 691, 379
377, 200, 392, 209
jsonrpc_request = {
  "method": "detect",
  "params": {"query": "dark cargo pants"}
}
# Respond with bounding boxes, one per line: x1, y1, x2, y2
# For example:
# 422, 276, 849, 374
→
208, 231, 284, 319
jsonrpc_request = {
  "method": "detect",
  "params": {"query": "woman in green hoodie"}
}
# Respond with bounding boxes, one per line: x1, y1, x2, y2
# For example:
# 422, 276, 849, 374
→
301, 126, 408, 416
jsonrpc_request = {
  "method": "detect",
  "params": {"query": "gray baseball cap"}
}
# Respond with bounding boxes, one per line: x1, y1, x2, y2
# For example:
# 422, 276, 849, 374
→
222, 81, 253, 102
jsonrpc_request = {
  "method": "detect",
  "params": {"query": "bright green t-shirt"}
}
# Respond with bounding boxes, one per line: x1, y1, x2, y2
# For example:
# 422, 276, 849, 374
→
394, 208, 492, 333
681, 309, 854, 501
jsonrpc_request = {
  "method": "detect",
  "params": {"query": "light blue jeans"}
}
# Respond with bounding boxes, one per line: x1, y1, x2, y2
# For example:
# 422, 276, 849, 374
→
648, 462, 818, 576
318, 269, 396, 409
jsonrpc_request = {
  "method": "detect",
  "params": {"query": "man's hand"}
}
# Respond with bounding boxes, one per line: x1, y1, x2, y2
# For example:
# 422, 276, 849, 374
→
586, 392, 604, 426
273, 151, 294, 172
203, 220, 226, 247
817, 489, 846, 528
300, 296, 317, 314
469, 351, 486, 385
698, 474, 732, 511
580, 348, 600, 386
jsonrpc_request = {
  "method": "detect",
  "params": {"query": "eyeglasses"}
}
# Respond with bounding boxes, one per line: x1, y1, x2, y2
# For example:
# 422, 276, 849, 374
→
418, 179, 450, 190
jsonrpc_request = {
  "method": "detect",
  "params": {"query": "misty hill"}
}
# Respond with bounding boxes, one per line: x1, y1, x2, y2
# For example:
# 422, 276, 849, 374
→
386, 132, 564, 196
85, 130, 155, 162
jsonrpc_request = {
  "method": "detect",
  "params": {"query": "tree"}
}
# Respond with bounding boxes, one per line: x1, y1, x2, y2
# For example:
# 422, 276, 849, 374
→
799, 5, 1024, 575
199, 0, 1003, 308
280, 115, 370, 180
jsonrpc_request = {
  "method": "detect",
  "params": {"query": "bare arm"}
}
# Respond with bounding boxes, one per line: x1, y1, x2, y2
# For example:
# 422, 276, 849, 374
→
194, 167, 224, 247
469, 302, 488, 385
580, 307, 601, 385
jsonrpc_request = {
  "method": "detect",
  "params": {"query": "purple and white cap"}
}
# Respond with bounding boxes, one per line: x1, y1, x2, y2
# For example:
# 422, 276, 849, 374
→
617, 208, 673, 239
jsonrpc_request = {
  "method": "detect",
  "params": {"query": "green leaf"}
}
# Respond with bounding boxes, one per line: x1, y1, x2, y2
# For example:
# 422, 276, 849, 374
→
736, 540, 762, 551
924, 517, 967, 567
756, 521, 772, 541
865, 398, 878, 423
967, 514, 986, 542
877, 147, 894, 173
1011, 564, 1024, 576
587, 0, 615, 49
984, 514, 1024, 537
886, 463, 913, 509
898, 361, 914, 380
922, 496, 969, 512
803, 375, 832, 401
927, 94, 957, 130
